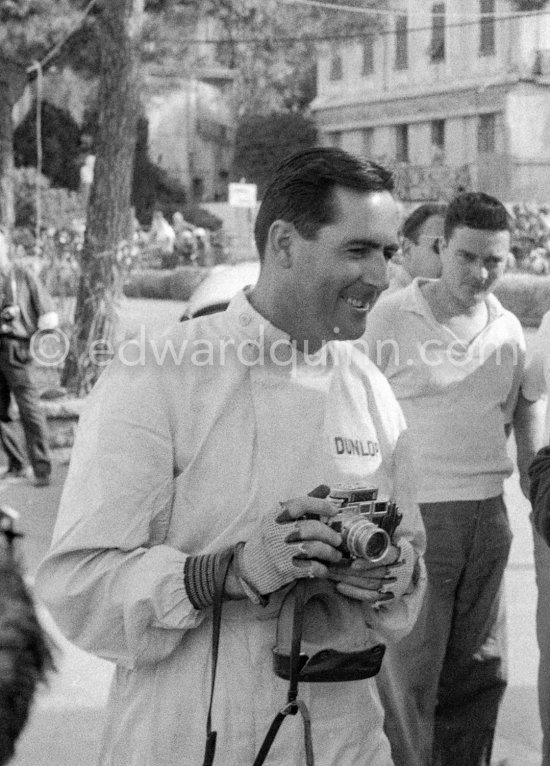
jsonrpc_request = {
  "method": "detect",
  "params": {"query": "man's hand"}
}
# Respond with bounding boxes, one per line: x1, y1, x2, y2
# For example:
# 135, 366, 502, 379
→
328, 552, 399, 604
513, 391, 546, 500
330, 537, 417, 605
237, 489, 345, 597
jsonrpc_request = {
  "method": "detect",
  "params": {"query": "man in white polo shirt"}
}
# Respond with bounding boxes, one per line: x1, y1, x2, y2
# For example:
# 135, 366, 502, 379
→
364, 192, 539, 766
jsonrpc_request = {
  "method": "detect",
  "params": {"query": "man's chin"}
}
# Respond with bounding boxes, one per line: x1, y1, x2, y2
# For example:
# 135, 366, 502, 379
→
332, 321, 367, 342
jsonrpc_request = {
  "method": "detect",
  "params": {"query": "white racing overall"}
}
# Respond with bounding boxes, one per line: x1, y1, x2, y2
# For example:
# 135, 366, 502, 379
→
37, 291, 426, 766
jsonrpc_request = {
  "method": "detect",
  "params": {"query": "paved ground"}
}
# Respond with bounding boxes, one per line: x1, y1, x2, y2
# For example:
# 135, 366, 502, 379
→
3, 303, 545, 765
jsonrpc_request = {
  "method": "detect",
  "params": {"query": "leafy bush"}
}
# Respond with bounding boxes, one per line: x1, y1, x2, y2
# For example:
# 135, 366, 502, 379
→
509, 202, 550, 274
494, 272, 550, 326
13, 167, 84, 230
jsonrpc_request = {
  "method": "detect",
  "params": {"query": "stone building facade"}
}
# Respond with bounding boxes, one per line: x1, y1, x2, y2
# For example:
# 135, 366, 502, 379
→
311, 0, 550, 202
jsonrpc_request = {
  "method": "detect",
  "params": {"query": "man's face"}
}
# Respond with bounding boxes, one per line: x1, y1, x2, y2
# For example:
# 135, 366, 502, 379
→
439, 226, 509, 308
402, 214, 444, 280
284, 186, 399, 350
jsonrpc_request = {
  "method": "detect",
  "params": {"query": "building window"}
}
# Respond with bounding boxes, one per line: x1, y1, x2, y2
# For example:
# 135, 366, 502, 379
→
395, 124, 409, 162
479, 0, 495, 57
328, 131, 343, 148
430, 3, 445, 62
362, 128, 374, 157
362, 32, 375, 75
478, 113, 496, 153
431, 119, 445, 151
329, 51, 343, 80
395, 15, 408, 70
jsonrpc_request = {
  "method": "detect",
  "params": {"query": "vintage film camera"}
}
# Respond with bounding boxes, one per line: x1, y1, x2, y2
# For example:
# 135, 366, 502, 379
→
325, 484, 402, 565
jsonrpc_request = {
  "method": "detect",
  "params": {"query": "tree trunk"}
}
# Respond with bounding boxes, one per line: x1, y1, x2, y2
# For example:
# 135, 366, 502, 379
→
62, 0, 144, 395
0, 57, 27, 250
0, 90, 15, 247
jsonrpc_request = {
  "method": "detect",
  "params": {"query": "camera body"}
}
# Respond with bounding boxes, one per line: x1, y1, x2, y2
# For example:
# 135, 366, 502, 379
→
326, 484, 402, 565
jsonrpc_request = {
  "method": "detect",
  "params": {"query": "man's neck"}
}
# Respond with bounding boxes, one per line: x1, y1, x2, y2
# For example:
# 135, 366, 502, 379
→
424, 279, 486, 322
247, 286, 323, 354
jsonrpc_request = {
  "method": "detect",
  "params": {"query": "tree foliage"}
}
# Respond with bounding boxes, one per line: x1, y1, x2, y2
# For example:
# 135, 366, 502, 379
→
233, 111, 318, 195
140, 0, 389, 115
0, 0, 84, 235
14, 100, 81, 189
206, 0, 387, 114
0, 0, 81, 62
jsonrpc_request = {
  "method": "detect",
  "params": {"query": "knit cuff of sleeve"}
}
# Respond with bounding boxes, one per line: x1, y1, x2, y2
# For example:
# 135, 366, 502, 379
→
234, 541, 269, 606
184, 547, 234, 610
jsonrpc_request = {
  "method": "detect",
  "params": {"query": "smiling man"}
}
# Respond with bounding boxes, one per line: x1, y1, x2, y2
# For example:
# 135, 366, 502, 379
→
365, 192, 540, 766
250, 184, 399, 350
37, 148, 425, 766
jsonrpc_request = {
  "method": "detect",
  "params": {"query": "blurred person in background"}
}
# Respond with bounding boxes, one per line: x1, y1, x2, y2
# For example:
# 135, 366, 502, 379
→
0, 230, 58, 488
149, 209, 176, 269
172, 212, 196, 265
193, 227, 213, 267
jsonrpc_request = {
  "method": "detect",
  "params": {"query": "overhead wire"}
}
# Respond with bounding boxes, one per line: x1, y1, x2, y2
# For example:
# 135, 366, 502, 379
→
154, 6, 550, 44
34, 61, 43, 246
280, 0, 547, 20
26, 0, 98, 75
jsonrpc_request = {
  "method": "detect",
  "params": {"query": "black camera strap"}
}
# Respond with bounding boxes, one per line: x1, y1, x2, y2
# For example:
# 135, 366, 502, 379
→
202, 549, 234, 766
252, 580, 314, 766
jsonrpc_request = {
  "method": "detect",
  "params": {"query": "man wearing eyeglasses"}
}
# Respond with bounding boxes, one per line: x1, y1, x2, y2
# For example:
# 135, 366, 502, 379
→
386, 203, 446, 294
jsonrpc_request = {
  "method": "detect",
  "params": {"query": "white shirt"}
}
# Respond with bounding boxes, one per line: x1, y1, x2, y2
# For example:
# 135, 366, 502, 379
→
37, 291, 425, 766
364, 278, 525, 503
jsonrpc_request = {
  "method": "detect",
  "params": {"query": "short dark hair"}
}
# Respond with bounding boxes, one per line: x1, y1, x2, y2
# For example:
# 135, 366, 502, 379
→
444, 192, 511, 242
401, 203, 447, 244
254, 147, 394, 260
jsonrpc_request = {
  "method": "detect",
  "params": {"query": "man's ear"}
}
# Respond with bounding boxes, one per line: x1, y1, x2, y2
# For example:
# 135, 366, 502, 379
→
266, 220, 294, 268
438, 237, 449, 256
400, 237, 412, 261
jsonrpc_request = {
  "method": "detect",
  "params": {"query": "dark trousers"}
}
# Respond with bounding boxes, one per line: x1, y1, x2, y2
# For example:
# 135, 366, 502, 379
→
0, 339, 51, 479
377, 496, 512, 766
532, 520, 550, 765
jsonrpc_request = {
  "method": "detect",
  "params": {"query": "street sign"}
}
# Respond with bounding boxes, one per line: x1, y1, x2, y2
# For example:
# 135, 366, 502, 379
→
228, 182, 258, 208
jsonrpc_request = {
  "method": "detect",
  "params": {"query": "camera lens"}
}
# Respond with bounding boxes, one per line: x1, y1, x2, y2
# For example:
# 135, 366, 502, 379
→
364, 531, 387, 560
345, 518, 389, 563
